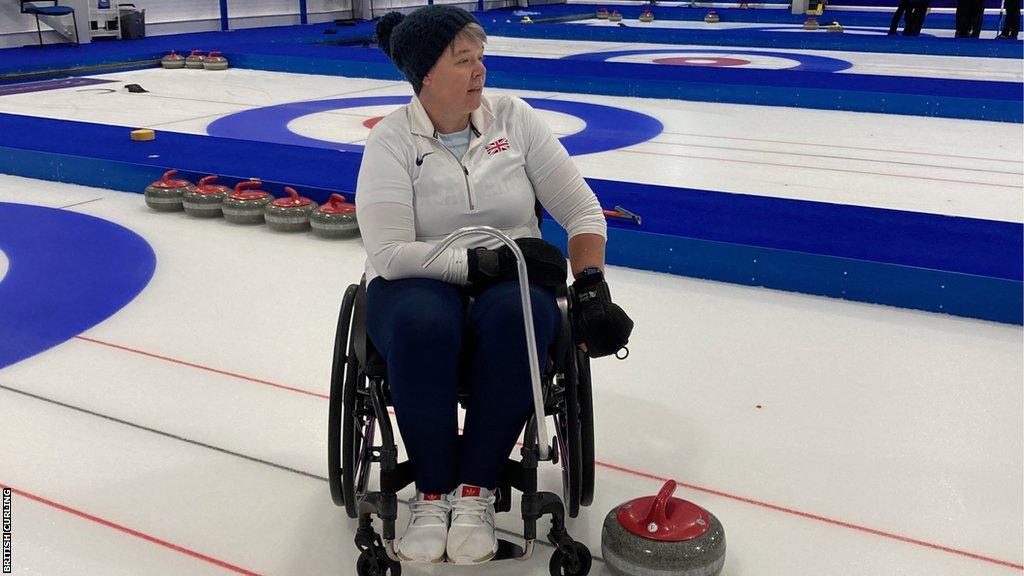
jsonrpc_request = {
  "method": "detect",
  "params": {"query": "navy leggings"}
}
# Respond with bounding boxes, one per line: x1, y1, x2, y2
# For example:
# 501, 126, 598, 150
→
366, 277, 561, 494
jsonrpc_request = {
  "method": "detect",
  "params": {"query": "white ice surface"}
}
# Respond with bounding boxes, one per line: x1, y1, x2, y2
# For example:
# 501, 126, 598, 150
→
0, 68, 1019, 222
479, 35, 1024, 81
0, 174, 1020, 575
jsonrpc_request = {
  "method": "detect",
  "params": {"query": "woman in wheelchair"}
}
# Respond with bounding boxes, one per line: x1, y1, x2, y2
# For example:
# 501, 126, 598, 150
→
356, 5, 634, 565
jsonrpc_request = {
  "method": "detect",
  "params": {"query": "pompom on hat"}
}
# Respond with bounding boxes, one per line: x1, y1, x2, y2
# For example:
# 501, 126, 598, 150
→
375, 5, 480, 93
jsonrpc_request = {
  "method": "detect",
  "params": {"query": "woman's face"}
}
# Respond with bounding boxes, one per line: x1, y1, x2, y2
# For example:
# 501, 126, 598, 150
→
421, 32, 486, 116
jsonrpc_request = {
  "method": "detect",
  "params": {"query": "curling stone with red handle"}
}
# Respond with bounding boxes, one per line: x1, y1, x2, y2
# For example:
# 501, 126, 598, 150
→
310, 193, 359, 238
183, 175, 232, 217
185, 50, 206, 69
265, 186, 317, 231
144, 169, 193, 212
161, 51, 186, 69
602, 480, 726, 576
203, 51, 229, 71
223, 180, 272, 224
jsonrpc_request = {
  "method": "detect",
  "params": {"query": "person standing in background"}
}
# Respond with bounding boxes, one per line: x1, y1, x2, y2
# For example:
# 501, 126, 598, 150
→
997, 0, 1021, 37
956, 0, 986, 36
889, 0, 912, 34
903, 0, 932, 35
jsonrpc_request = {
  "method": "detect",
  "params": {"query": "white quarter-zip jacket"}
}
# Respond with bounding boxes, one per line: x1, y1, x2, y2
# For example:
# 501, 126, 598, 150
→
355, 93, 607, 285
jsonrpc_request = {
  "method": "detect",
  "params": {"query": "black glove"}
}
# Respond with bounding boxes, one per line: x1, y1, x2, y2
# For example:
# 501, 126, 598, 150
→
466, 237, 568, 290
571, 268, 633, 358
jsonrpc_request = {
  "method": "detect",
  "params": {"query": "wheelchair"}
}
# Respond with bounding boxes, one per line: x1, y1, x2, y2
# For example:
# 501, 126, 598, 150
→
327, 230, 597, 576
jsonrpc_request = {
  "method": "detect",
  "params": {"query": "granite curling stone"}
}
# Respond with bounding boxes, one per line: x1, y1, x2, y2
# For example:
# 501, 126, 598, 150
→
161, 50, 186, 69
602, 480, 726, 576
223, 180, 273, 224
265, 186, 317, 231
183, 175, 232, 217
704, 10, 720, 22
803, 17, 820, 29
204, 51, 229, 70
185, 50, 206, 69
609, 10, 623, 21
310, 193, 359, 238
639, 10, 654, 22
597, 7, 610, 18
826, 21, 843, 32
144, 169, 193, 212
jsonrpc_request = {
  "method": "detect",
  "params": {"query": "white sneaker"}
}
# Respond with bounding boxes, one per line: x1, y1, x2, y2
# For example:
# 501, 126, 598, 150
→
446, 484, 498, 564
397, 492, 450, 564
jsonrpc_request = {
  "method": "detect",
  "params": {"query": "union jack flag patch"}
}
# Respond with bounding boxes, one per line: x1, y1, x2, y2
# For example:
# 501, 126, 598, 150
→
485, 137, 510, 155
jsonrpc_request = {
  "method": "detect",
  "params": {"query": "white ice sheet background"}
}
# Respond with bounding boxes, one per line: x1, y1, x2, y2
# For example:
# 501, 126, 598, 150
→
0, 68, 1020, 223
0, 174, 1021, 576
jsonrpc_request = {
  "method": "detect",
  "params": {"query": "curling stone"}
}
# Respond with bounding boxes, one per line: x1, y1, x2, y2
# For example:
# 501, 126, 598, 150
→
144, 169, 193, 212
639, 10, 654, 22
185, 50, 206, 69
609, 10, 623, 21
203, 51, 229, 70
521, 15, 534, 23
602, 480, 726, 576
183, 175, 232, 218
223, 180, 273, 224
310, 193, 359, 239
704, 10, 720, 22
597, 7, 610, 18
161, 50, 186, 69
265, 186, 318, 232
826, 20, 843, 32
803, 16, 819, 29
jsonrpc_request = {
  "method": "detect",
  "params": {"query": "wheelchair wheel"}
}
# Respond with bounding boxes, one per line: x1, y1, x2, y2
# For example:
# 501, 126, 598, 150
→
558, 348, 584, 518
328, 284, 359, 507
576, 349, 595, 507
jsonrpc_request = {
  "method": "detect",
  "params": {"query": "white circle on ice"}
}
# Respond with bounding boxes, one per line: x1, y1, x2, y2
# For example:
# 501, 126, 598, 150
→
0, 248, 8, 286
287, 104, 404, 144
607, 52, 796, 69
534, 108, 586, 138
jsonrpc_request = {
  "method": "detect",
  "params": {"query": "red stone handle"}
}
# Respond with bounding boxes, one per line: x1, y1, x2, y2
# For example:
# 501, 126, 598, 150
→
644, 480, 678, 530
235, 179, 261, 192
199, 175, 219, 187
329, 193, 348, 207
162, 169, 178, 184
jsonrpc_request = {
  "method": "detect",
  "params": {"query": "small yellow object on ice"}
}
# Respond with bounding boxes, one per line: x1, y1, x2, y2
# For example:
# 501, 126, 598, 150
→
131, 128, 156, 142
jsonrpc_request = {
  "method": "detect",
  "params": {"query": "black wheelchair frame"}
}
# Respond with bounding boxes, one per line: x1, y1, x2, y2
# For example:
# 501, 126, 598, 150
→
328, 277, 597, 576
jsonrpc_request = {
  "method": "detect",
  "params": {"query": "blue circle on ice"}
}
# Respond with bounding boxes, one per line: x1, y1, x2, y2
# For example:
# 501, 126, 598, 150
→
207, 96, 664, 156
0, 203, 155, 369
562, 48, 853, 72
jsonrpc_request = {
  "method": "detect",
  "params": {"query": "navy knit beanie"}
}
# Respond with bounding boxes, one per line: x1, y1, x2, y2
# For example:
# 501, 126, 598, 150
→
376, 6, 480, 94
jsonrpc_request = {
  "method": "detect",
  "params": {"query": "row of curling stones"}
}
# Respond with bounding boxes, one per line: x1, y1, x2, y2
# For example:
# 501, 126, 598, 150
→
596, 8, 624, 21
144, 170, 358, 237
603, 480, 726, 576
161, 50, 229, 70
